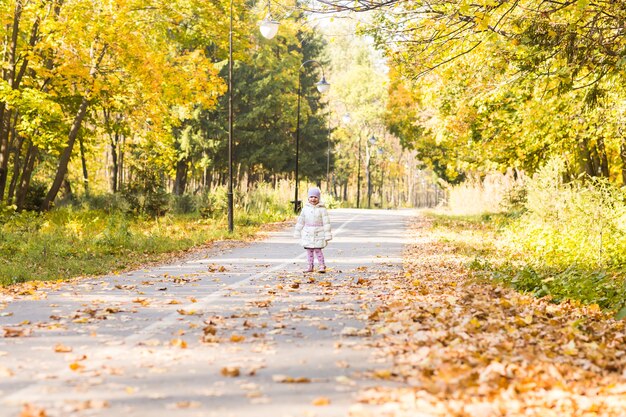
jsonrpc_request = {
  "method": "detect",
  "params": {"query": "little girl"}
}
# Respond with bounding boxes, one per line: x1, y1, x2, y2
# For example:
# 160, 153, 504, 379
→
294, 187, 332, 273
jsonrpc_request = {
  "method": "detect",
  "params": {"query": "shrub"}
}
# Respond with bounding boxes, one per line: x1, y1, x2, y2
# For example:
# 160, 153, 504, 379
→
445, 169, 526, 215
170, 194, 197, 215
506, 157, 626, 270
199, 187, 228, 219
82, 194, 130, 213
22, 180, 48, 212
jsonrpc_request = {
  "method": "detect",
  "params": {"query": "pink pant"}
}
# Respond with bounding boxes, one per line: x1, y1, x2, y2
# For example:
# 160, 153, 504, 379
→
306, 248, 325, 266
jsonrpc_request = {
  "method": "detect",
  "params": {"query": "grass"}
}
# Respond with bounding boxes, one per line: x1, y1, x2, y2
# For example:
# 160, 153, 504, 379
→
426, 210, 626, 315
0, 207, 291, 286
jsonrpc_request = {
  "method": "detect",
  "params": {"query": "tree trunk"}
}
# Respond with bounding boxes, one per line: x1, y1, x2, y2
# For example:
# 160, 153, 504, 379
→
173, 157, 188, 195
78, 136, 89, 196
620, 139, 626, 186
40, 96, 90, 210
0, 2, 23, 199
109, 132, 119, 193
118, 135, 125, 191
596, 135, 609, 177
0, 108, 8, 201
103, 109, 122, 193
577, 137, 595, 176
15, 144, 38, 210
7, 134, 24, 203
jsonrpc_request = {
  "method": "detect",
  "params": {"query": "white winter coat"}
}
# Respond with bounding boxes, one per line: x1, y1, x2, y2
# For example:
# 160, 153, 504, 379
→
294, 202, 332, 249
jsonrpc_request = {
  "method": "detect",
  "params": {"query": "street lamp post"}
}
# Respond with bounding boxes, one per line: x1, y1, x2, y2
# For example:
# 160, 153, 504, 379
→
367, 135, 376, 209
377, 147, 384, 208
227, 0, 279, 233
293, 59, 330, 213
227, 0, 234, 233
356, 134, 362, 208
326, 109, 331, 191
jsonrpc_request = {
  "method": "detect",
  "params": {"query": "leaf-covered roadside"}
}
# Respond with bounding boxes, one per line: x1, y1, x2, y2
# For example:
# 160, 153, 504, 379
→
358, 216, 626, 416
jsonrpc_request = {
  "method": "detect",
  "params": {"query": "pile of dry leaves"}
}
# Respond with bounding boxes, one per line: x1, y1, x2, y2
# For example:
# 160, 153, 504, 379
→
358, 216, 626, 417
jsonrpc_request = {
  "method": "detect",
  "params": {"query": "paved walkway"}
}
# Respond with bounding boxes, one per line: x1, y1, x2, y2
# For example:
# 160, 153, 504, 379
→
0, 208, 415, 417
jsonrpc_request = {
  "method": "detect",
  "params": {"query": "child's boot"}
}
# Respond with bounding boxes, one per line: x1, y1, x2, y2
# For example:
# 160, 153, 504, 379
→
318, 264, 326, 273
304, 264, 314, 273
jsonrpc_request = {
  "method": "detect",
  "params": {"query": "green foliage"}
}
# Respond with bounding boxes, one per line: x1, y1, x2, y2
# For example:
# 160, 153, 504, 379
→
81, 194, 131, 213
199, 187, 229, 219
322, 193, 342, 209
22, 181, 48, 212
238, 184, 293, 223
0, 203, 17, 224
363, 0, 626, 186
122, 153, 171, 217
507, 157, 626, 269
443, 158, 626, 313
170, 194, 198, 215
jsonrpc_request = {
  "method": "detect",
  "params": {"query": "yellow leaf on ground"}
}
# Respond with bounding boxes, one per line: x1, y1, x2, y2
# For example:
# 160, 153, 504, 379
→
54, 344, 72, 353
230, 334, 245, 343
272, 374, 311, 383
221, 366, 240, 377
312, 396, 331, 406
20, 404, 47, 417
0, 366, 14, 377
373, 369, 393, 379
69, 362, 84, 372
170, 338, 188, 348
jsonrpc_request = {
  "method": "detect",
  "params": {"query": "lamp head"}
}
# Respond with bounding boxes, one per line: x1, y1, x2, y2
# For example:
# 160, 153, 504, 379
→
315, 77, 330, 93
259, 15, 279, 39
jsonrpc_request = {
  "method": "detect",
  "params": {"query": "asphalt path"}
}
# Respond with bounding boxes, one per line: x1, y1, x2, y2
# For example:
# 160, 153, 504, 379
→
0, 208, 416, 417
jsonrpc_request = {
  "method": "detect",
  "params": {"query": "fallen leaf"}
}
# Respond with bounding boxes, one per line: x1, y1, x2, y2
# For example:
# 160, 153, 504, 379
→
54, 344, 72, 353
221, 367, 240, 377
230, 334, 245, 343
3, 327, 31, 337
312, 396, 331, 406
69, 362, 85, 372
20, 404, 47, 417
372, 369, 393, 379
167, 401, 201, 409
272, 374, 311, 383
341, 327, 359, 336
0, 366, 14, 377
170, 338, 188, 348
177, 309, 198, 316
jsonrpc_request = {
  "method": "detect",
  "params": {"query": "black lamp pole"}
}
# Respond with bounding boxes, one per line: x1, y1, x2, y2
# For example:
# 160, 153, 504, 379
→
227, 0, 234, 233
356, 134, 362, 208
294, 71, 302, 213
326, 108, 331, 190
